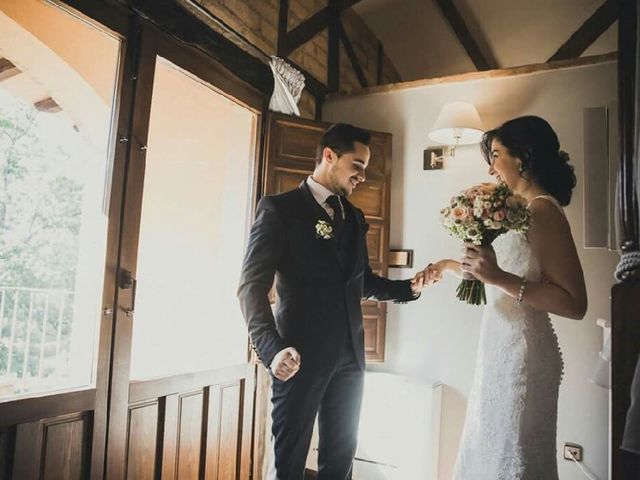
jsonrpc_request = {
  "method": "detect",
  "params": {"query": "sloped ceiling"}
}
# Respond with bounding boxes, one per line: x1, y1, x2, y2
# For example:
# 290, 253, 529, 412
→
353, 0, 618, 81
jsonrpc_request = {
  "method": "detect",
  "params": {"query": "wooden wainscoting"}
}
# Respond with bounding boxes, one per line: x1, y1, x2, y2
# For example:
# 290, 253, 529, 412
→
0, 388, 95, 479
124, 364, 256, 479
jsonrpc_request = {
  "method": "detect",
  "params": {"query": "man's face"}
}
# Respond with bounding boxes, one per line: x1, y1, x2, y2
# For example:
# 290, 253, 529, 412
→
326, 141, 370, 196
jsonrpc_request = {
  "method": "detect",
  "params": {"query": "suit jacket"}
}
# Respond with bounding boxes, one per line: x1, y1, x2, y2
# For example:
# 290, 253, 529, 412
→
238, 182, 417, 372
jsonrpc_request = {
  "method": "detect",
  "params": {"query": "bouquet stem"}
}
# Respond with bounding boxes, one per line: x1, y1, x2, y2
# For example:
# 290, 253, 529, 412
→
456, 278, 486, 305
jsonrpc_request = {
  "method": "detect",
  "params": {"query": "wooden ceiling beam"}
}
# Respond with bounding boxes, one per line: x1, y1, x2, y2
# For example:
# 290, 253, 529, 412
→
338, 19, 367, 88
327, 1, 340, 92
434, 0, 497, 71
282, 0, 363, 56
548, 0, 617, 62
0, 58, 20, 82
34, 97, 62, 113
277, 0, 289, 56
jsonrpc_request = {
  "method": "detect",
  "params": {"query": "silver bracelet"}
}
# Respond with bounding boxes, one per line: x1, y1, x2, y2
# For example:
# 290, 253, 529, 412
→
516, 276, 527, 305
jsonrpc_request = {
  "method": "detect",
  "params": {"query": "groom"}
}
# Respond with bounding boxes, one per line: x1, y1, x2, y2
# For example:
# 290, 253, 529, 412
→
238, 123, 429, 479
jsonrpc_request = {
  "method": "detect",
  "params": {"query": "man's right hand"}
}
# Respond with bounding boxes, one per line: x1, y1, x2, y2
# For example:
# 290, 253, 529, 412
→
270, 347, 301, 381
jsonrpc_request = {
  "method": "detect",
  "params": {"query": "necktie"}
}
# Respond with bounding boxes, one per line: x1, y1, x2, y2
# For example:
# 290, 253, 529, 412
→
326, 195, 344, 232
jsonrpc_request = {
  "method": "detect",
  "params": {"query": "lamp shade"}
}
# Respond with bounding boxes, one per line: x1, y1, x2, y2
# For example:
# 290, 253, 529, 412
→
429, 101, 484, 145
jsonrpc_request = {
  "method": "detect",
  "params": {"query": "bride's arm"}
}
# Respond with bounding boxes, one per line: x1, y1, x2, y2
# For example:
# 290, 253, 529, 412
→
464, 199, 587, 319
431, 259, 464, 278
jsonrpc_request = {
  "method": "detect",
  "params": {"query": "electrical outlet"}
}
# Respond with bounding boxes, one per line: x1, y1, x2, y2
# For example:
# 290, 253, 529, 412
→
563, 443, 583, 462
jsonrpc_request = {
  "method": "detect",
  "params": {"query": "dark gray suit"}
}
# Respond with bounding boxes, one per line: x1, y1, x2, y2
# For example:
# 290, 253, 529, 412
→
238, 181, 416, 479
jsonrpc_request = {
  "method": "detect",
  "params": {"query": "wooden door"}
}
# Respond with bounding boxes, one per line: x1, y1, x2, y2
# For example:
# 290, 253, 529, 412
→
262, 112, 393, 362
103, 26, 264, 480
0, 2, 131, 478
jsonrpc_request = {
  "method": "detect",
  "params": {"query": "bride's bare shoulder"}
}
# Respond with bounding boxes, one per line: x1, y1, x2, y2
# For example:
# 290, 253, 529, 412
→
528, 196, 572, 242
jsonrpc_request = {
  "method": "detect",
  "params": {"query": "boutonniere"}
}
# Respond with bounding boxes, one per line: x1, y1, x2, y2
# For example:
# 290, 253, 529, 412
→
315, 220, 334, 240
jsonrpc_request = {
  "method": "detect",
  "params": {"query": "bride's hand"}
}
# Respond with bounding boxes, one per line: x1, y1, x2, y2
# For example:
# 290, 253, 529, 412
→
425, 261, 446, 285
461, 243, 504, 284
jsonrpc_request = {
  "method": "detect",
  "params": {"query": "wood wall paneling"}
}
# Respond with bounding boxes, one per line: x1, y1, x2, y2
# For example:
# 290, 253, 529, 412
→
13, 412, 92, 480
42, 413, 92, 480
126, 401, 159, 479
0, 427, 15, 480
176, 392, 204, 480
160, 394, 180, 480
217, 383, 242, 480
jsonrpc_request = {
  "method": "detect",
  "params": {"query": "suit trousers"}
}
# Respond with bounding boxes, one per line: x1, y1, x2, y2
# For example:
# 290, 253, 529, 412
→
267, 333, 365, 480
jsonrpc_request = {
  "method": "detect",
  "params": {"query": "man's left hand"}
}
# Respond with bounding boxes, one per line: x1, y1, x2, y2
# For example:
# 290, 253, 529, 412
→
410, 270, 425, 295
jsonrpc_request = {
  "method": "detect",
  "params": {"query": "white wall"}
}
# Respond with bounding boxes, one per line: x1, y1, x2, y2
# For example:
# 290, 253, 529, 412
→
324, 61, 618, 480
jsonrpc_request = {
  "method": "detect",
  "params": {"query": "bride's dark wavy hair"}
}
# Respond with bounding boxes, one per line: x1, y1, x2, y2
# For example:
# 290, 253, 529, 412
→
480, 115, 576, 206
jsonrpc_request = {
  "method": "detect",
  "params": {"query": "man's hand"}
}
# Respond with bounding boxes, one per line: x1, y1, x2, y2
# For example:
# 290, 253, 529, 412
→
270, 347, 301, 381
410, 270, 425, 295
410, 263, 443, 295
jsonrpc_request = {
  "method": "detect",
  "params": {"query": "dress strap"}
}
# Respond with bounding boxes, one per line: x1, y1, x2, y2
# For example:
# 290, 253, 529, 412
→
528, 195, 564, 213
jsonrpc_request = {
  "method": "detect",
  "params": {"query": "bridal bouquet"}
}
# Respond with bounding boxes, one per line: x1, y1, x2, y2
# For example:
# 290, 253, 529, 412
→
440, 182, 531, 305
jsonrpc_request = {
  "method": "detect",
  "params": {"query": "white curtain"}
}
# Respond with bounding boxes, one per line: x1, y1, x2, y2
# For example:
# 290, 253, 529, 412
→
268, 56, 305, 116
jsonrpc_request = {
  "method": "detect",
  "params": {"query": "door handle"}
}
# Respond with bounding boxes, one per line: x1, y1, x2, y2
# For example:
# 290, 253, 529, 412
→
119, 269, 137, 316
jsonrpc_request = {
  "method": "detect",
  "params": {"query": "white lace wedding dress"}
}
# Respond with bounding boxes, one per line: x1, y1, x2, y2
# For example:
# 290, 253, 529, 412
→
453, 196, 564, 480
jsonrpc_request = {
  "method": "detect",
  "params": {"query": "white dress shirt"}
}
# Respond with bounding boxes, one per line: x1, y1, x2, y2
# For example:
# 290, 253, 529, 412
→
306, 176, 344, 220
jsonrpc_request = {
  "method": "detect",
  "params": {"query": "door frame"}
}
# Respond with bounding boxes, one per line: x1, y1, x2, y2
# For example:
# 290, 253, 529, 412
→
100, 20, 265, 480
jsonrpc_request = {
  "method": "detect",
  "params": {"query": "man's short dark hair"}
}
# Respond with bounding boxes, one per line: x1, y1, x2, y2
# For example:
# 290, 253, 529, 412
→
315, 123, 371, 165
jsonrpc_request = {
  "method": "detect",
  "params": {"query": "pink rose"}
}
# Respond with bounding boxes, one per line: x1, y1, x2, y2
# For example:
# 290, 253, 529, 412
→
451, 206, 469, 221
493, 209, 506, 221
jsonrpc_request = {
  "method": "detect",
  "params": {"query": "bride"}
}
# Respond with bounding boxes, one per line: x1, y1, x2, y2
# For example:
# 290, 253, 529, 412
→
430, 115, 587, 479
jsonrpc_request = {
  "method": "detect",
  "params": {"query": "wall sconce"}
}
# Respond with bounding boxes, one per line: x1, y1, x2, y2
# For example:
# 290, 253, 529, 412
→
424, 101, 484, 170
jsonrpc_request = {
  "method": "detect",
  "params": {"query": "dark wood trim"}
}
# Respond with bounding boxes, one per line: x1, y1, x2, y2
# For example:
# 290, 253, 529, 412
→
89, 15, 137, 480
0, 388, 95, 428
129, 364, 251, 403
155, 33, 263, 112
376, 41, 383, 86
55, 0, 132, 36
63, 0, 275, 98
329, 52, 617, 98
327, 1, 340, 92
616, 0, 639, 251
127, 0, 274, 96
338, 19, 367, 88
315, 97, 323, 121
282, 0, 363, 57
0, 58, 20, 82
104, 22, 158, 480
434, 0, 497, 71
548, 0, 617, 62
277, 0, 289, 57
